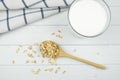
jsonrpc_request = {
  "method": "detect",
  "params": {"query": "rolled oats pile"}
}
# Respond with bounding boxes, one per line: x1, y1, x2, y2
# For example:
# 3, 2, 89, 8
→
40, 40, 60, 59
14, 41, 66, 75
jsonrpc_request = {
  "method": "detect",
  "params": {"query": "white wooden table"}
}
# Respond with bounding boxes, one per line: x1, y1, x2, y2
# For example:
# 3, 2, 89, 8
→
0, 0, 120, 80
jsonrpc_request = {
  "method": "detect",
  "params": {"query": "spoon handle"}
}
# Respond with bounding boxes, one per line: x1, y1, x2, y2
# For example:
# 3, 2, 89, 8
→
61, 52, 106, 70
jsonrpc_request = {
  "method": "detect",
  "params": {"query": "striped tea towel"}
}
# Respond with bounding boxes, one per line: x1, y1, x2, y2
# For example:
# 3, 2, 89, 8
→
0, 0, 74, 33
0, 0, 74, 10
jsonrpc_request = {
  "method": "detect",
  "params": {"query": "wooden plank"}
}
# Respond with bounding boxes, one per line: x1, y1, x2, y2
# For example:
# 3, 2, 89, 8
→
0, 65, 119, 80
110, 7, 120, 26
0, 45, 120, 65
0, 26, 120, 45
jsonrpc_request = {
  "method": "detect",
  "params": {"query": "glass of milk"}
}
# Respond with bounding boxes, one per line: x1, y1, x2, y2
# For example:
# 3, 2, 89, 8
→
68, 0, 111, 38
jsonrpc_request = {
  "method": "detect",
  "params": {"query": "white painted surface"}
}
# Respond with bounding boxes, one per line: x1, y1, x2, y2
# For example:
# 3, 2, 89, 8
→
0, 0, 120, 80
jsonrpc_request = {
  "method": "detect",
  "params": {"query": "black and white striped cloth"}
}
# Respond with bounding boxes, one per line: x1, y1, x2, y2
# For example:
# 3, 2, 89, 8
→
0, 0, 74, 33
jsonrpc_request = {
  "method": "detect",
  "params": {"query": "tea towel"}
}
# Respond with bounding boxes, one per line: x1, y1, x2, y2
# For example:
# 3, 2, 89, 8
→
0, 0, 74, 33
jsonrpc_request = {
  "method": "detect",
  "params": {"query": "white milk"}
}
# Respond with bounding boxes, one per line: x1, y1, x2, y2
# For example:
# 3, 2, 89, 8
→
69, 0, 110, 37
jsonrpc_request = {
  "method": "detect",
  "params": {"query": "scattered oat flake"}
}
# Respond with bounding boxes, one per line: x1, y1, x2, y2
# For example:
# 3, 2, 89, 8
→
49, 62, 54, 65
12, 60, 15, 64
56, 34, 63, 39
48, 58, 51, 62
57, 67, 61, 69
62, 71, 66, 74
16, 48, 20, 53
32, 50, 37, 54
45, 68, 53, 72
23, 50, 27, 53
32, 69, 40, 75
58, 29, 61, 33
50, 61, 56, 65
28, 45, 32, 50
51, 32, 55, 35
26, 60, 29, 63
48, 59, 56, 65
18, 45, 23, 47
55, 70, 58, 74
34, 42, 39, 46
32, 60, 37, 64
27, 53, 34, 58
48, 68, 53, 72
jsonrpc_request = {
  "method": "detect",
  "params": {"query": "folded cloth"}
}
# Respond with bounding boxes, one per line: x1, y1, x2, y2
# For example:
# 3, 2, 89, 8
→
0, 0, 74, 10
0, 6, 68, 33
0, 0, 74, 34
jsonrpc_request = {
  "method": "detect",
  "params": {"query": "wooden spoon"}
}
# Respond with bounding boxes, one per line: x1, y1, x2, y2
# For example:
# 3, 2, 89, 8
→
40, 40, 106, 70
59, 49, 106, 69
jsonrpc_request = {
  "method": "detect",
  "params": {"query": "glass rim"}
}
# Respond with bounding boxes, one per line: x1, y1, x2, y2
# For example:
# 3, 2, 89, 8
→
68, 0, 111, 38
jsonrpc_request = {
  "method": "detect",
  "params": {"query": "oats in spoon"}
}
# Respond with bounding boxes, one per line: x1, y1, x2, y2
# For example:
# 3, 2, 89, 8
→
40, 40, 60, 59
